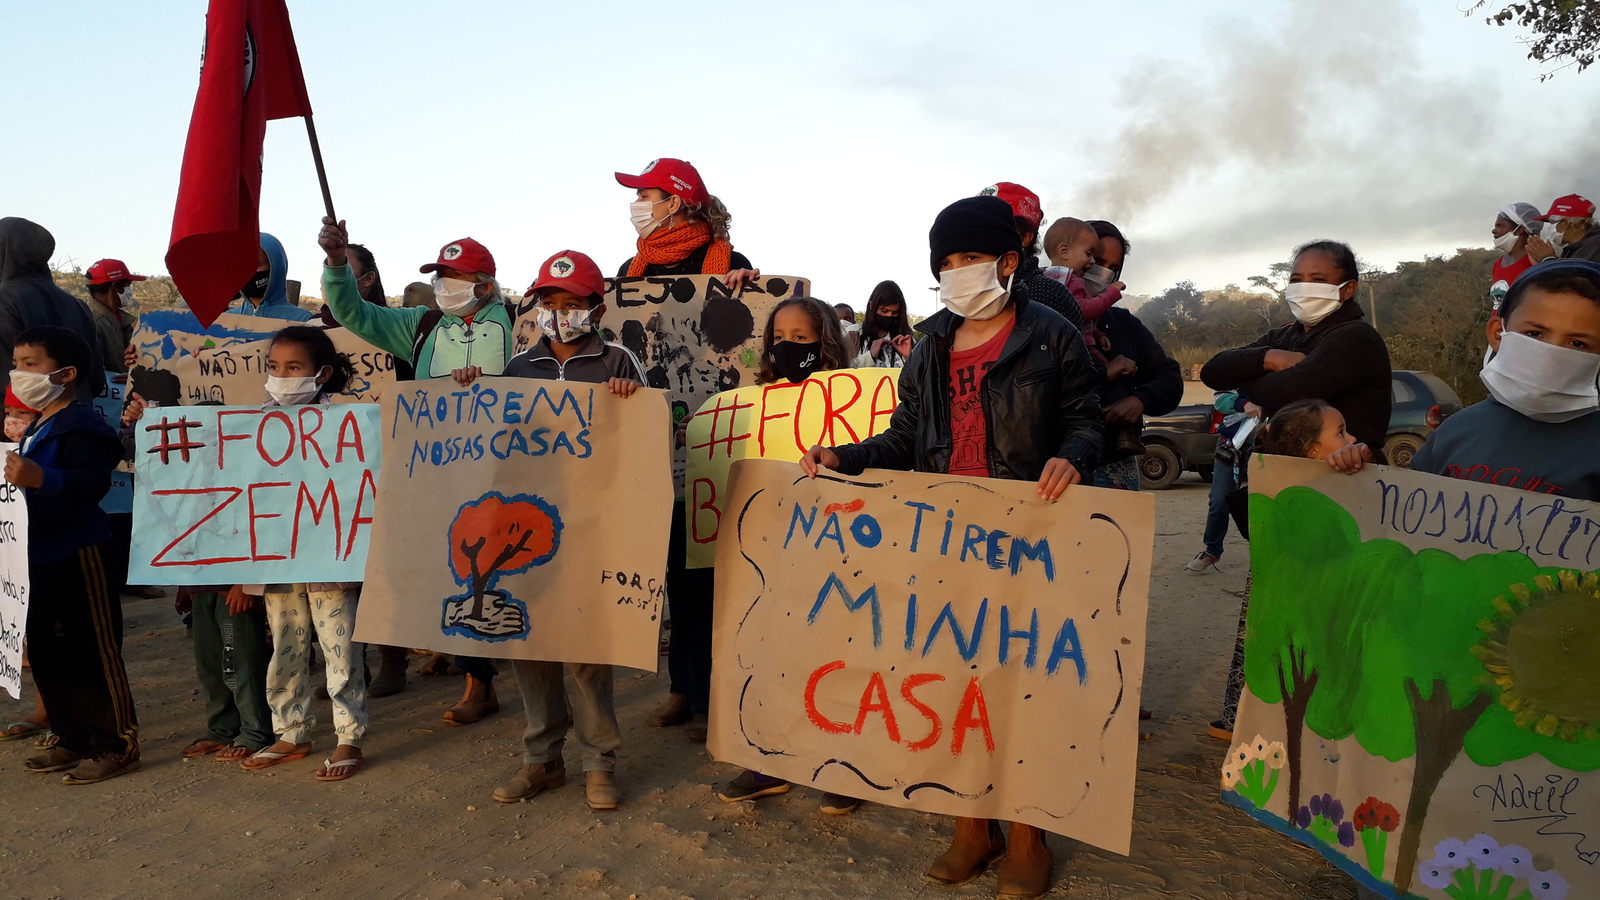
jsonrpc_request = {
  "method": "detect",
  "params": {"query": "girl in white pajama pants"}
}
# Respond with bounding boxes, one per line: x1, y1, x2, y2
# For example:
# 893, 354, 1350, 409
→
259, 583, 368, 747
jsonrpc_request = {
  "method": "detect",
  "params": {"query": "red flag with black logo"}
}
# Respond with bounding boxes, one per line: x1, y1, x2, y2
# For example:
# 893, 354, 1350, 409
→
166, 0, 313, 326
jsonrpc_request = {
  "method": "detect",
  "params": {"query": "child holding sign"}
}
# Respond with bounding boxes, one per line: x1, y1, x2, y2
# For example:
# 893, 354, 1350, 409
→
717, 297, 865, 815
801, 197, 1104, 898
6, 327, 138, 784
455, 250, 644, 811
233, 326, 370, 782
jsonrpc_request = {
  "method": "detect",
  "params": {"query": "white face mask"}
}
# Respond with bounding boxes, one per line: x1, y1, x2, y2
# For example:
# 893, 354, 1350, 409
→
4, 416, 30, 443
630, 199, 669, 238
1540, 221, 1568, 252
433, 276, 481, 315
1284, 281, 1349, 327
1482, 331, 1600, 423
117, 286, 135, 307
9, 369, 65, 411
264, 370, 328, 406
1492, 230, 1522, 258
938, 261, 1011, 321
538, 308, 593, 344
1083, 264, 1116, 296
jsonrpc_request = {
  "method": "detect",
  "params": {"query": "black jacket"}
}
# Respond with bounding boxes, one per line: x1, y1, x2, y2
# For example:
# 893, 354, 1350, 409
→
20, 403, 122, 564
831, 287, 1104, 479
0, 218, 106, 401
616, 245, 753, 277
504, 331, 646, 383
1100, 307, 1183, 417
1200, 301, 1392, 453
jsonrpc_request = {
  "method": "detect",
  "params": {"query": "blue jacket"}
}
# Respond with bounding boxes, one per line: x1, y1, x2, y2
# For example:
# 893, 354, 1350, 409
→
19, 403, 123, 564
228, 233, 313, 321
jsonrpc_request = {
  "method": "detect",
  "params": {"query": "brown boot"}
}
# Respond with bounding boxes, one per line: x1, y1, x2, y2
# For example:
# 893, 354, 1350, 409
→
585, 770, 621, 810
925, 818, 1005, 886
492, 761, 566, 803
62, 753, 142, 785
996, 822, 1053, 898
443, 674, 499, 726
649, 693, 691, 727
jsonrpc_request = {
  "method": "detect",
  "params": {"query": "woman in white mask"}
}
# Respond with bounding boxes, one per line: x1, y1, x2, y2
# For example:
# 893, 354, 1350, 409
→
1412, 259, 1600, 500
1490, 202, 1541, 288
1201, 240, 1393, 460
315, 217, 511, 727
800, 196, 1105, 898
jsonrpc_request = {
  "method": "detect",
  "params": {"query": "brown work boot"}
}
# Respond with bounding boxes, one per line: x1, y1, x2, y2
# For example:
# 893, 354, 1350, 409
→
649, 693, 690, 727
492, 761, 566, 803
443, 674, 499, 725
925, 817, 1005, 886
996, 822, 1053, 898
62, 753, 142, 785
24, 746, 83, 774
585, 770, 621, 810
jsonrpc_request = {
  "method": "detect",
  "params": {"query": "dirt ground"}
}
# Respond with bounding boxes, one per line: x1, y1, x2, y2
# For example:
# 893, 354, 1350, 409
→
0, 476, 1356, 899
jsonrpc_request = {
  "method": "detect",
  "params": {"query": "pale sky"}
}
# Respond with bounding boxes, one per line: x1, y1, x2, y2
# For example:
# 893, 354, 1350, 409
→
3, 0, 1596, 317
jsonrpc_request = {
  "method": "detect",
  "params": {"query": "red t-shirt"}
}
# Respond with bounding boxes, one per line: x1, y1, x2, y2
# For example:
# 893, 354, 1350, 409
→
1492, 255, 1533, 285
946, 318, 1016, 476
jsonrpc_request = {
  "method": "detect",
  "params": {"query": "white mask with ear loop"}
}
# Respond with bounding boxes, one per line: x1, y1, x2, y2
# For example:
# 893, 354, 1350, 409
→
937, 262, 1012, 321
1482, 331, 1600, 423
433, 276, 480, 314
1284, 281, 1350, 327
1492, 230, 1521, 257
630, 198, 671, 238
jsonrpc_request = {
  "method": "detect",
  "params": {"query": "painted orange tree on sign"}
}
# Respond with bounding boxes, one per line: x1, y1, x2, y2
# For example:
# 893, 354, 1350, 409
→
441, 492, 562, 641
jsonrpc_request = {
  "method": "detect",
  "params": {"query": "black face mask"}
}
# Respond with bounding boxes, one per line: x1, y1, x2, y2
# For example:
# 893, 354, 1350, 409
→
241, 269, 270, 299
872, 314, 899, 332
769, 340, 822, 384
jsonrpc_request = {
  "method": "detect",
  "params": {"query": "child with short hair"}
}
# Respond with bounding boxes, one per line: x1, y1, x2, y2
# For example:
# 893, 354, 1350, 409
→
6, 326, 139, 784
802, 196, 1103, 897
1413, 259, 1600, 500
454, 250, 645, 812
235, 326, 369, 781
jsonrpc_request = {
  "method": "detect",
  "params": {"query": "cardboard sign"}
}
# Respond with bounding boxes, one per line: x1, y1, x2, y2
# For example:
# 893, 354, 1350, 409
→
0, 465, 30, 700
1227, 456, 1600, 899
127, 404, 382, 585
92, 375, 133, 515
514, 275, 810, 489
682, 368, 899, 568
354, 376, 674, 671
129, 309, 397, 407
709, 460, 1154, 853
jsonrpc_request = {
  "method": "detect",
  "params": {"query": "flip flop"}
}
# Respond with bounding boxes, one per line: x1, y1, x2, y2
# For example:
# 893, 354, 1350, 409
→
0, 721, 45, 742
33, 731, 58, 750
239, 745, 312, 771
215, 744, 256, 762
183, 738, 228, 759
314, 756, 363, 782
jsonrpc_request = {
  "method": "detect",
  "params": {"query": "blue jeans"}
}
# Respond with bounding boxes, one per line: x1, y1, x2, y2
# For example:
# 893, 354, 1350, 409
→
1203, 453, 1238, 558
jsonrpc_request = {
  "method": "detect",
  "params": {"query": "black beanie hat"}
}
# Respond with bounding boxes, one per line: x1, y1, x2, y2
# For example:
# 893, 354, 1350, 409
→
928, 196, 1024, 279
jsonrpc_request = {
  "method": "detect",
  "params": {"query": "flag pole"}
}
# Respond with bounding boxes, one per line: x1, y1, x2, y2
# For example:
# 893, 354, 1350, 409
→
303, 115, 337, 221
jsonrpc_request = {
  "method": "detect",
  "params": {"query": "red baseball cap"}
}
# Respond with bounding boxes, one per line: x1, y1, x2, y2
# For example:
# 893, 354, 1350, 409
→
980, 182, 1043, 230
420, 238, 496, 277
615, 158, 710, 206
525, 250, 606, 299
1537, 194, 1596, 221
5, 385, 38, 414
86, 259, 148, 285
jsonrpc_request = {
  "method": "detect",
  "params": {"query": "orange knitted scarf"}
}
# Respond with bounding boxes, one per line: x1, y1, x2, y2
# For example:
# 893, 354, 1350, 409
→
627, 220, 733, 277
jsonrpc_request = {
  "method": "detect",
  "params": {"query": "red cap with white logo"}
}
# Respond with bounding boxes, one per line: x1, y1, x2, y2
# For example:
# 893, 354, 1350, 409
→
420, 238, 496, 277
525, 250, 606, 299
979, 182, 1044, 230
1537, 194, 1596, 221
615, 158, 711, 206
86, 259, 148, 285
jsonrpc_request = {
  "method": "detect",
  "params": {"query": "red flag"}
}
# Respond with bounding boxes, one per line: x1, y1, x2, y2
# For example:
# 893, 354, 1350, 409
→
166, 0, 313, 326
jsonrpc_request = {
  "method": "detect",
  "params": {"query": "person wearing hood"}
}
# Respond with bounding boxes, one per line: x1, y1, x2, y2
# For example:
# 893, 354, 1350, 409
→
317, 216, 510, 725
84, 259, 145, 374
1201, 240, 1392, 457
1526, 194, 1600, 266
1490, 203, 1541, 289
228, 233, 313, 321
0, 217, 106, 402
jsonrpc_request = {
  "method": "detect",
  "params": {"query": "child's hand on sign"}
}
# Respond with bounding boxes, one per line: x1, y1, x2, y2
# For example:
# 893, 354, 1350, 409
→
606, 378, 639, 398
1036, 457, 1082, 501
800, 444, 840, 478
452, 366, 483, 387
122, 392, 150, 427
1324, 442, 1372, 475
3, 452, 42, 489
226, 584, 261, 616
723, 268, 762, 294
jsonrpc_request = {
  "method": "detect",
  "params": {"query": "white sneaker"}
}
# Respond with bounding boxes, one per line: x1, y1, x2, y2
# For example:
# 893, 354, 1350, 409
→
1185, 552, 1220, 574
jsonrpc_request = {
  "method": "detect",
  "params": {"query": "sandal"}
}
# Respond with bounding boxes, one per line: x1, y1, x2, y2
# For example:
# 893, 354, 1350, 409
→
182, 738, 228, 759
0, 720, 46, 742
239, 743, 312, 770
33, 731, 58, 750
215, 744, 255, 762
314, 754, 364, 782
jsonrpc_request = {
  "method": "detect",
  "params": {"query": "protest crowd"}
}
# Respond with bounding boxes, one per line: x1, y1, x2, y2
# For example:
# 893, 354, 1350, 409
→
3, 152, 1597, 896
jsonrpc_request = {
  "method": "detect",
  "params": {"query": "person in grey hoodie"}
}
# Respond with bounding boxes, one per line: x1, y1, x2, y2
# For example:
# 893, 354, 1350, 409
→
0, 217, 106, 401
227, 232, 312, 321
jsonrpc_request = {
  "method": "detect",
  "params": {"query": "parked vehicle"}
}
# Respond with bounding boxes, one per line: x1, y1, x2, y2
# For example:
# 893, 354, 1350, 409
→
1137, 370, 1462, 489
1385, 370, 1462, 468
